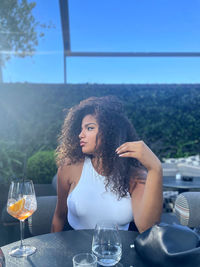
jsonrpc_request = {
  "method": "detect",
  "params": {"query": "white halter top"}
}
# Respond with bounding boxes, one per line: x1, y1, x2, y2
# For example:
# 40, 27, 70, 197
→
67, 157, 133, 230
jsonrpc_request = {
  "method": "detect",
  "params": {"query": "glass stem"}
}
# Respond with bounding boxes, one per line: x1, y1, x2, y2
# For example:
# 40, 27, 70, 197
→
20, 220, 25, 249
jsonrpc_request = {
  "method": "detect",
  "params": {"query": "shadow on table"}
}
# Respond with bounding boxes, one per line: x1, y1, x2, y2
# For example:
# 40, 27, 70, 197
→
26, 257, 37, 267
0, 221, 31, 247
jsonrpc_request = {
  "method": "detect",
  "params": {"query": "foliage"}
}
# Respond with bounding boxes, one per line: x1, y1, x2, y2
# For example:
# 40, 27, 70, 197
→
123, 86, 200, 158
27, 150, 57, 184
0, 0, 53, 81
0, 83, 199, 183
0, 140, 25, 184
0, 0, 36, 62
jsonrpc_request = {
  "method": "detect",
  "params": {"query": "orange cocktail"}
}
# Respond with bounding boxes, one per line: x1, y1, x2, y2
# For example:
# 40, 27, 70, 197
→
7, 180, 37, 257
7, 197, 35, 221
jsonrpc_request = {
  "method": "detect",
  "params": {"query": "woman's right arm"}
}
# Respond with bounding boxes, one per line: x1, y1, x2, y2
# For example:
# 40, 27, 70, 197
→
51, 164, 71, 232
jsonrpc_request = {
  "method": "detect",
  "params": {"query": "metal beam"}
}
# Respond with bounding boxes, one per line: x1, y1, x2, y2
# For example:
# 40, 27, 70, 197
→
59, 0, 70, 52
59, 1, 200, 83
66, 51, 200, 57
59, 0, 70, 83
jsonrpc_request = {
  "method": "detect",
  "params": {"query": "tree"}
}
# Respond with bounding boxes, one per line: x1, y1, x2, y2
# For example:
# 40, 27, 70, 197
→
0, 0, 46, 82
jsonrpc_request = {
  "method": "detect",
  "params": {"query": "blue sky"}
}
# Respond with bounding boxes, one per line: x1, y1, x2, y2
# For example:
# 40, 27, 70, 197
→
3, 0, 200, 83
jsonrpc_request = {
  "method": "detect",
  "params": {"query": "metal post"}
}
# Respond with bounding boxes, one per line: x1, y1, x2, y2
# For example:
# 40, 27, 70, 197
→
64, 52, 66, 84
0, 54, 3, 83
59, 0, 70, 84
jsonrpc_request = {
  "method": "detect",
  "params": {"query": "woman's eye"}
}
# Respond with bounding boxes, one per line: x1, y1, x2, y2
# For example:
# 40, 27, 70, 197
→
88, 127, 94, 131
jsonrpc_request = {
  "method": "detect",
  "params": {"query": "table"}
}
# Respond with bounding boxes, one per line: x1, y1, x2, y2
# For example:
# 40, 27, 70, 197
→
2, 230, 147, 267
163, 176, 200, 193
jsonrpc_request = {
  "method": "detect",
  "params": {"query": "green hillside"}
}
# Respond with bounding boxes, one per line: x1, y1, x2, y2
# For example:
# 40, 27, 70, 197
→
0, 83, 199, 182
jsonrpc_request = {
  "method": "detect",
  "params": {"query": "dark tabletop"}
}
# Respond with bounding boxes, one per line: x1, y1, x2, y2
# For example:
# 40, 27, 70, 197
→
163, 176, 200, 193
2, 229, 147, 267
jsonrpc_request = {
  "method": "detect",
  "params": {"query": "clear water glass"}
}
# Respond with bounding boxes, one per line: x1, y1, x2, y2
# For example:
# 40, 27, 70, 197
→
73, 253, 97, 267
92, 221, 122, 266
0, 248, 5, 267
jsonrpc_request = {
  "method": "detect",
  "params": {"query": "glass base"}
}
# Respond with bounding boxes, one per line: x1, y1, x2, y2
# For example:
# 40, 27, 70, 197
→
9, 245, 36, 257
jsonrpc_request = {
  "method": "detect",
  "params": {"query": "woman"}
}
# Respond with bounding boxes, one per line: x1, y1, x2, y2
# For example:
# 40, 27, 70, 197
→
51, 96, 163, 233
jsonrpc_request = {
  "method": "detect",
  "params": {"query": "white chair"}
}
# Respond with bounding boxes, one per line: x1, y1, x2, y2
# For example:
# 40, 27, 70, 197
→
175, 192, 200, 228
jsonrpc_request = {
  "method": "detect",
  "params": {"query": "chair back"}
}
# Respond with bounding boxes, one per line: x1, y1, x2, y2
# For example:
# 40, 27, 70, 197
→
28, 196, 57, 236
175, 192, 200, 228
52, 174, 57, 192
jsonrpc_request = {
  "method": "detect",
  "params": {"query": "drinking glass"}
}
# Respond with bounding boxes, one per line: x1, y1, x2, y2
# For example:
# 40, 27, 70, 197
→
73, 253, 97, 267
0, 248, 5, 267
7, 179, 37, 257
92, 221, 122, 266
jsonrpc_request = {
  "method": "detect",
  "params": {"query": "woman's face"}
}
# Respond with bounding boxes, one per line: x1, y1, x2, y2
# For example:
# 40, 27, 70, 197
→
79, 114, 99, 154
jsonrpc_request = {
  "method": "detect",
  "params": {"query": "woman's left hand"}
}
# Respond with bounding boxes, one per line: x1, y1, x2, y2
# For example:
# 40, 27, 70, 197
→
116, 141, 161, 172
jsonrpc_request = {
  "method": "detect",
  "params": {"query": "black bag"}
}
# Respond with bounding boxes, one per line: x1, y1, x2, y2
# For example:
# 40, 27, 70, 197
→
134, 223, 200, 267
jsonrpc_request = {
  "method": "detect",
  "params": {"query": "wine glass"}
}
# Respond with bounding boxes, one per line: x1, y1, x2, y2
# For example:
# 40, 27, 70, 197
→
92, 220, 122, 266
7, 179, 37, 257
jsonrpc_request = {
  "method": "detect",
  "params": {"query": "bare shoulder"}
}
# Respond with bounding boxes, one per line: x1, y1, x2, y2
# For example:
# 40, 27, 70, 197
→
57, 158, 84, 187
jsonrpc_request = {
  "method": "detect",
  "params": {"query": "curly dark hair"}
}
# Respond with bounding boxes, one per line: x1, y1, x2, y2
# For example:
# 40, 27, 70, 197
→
56, 95, 144, 198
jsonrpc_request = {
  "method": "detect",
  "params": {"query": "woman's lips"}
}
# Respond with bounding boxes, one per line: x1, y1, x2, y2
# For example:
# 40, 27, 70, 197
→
80, 141, 86, 147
